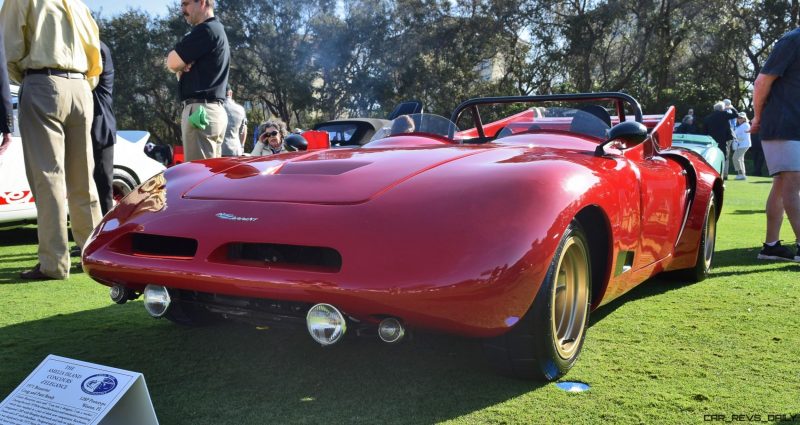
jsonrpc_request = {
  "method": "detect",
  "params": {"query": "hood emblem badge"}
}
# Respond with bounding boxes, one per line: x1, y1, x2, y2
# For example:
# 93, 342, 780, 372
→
216, 212, 258, 222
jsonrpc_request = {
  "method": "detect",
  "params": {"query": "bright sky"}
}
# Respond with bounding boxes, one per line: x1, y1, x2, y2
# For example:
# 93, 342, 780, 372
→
0, 0, 170, 17
83, 0, 171, 18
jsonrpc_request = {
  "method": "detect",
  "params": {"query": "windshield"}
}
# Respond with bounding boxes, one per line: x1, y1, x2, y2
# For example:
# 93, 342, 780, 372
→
512, 106, 609, 139
458, 103, 617, 141
371, 113, 460, 142
451, 94, 644, 142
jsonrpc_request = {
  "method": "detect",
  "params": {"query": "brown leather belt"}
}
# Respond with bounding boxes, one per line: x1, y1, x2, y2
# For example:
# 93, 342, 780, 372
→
25, 68, 86, 79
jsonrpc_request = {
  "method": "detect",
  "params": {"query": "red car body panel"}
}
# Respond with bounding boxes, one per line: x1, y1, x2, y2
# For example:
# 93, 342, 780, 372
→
84, 103, 721, 338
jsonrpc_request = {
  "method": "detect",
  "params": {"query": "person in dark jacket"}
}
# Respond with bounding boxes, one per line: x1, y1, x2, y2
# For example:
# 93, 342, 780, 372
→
0, 28, 14, 155
71, 41, 116, 258
674, 115, 698, 134
91, 41, 117, 215
704, 101, 738, 179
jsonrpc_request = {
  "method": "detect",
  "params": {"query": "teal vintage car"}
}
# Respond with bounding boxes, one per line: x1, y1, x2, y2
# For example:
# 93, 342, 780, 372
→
672, 133, 725, 176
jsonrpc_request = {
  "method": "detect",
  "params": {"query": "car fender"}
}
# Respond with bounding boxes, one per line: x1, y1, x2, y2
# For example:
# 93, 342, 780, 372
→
360, 147, 636, 332
659, 148, 723, 271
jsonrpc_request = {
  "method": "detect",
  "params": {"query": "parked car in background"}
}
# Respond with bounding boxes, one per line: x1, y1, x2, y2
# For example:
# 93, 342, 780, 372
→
311, 100, 423, 147
0, 86, 165, 225
312, 118, 390, 147
1, 129, 165, 225
671, 133, 725, 176
112, 131, 169, 199
84, 92, 722, 382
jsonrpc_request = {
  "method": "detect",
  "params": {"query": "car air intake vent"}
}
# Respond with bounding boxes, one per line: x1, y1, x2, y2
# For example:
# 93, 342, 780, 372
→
278, 160, 369, 175
226, 243, 342, 272
131, 233, 198, 259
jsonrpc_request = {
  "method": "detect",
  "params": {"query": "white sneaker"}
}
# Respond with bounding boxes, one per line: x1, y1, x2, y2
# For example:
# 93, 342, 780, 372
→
735, 174, 746, 180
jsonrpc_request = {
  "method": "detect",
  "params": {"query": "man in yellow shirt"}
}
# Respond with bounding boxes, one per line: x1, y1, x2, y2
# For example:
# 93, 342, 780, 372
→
0, 0, 103, 280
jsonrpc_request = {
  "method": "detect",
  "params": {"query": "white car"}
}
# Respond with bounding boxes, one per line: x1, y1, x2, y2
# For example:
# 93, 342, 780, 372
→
0, 86, 165, 225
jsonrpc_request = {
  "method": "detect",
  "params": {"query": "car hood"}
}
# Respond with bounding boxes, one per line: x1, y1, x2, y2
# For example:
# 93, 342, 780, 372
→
672, 142, 708, 155
183, 146, 486, 204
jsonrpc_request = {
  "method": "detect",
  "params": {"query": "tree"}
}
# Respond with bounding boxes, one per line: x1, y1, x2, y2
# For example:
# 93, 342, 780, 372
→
100, 0, 800, 145
218, 0, 320, 126
309, 0, 394, 120
99, 9, 186, 145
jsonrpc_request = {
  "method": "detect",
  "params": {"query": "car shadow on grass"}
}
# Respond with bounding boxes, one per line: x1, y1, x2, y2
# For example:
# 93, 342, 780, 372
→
0, 225, 38, 246
589, 275, 692, 326
0, 304, 548, 424
590, 246, 798, 325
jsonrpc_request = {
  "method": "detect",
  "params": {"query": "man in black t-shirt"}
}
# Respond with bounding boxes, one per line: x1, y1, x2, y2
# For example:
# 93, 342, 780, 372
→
166, 0, 229, 161
751, 27, 800, 262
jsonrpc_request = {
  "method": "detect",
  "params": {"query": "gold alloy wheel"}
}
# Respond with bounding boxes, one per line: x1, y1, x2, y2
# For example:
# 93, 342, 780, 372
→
551, 236, 590, 360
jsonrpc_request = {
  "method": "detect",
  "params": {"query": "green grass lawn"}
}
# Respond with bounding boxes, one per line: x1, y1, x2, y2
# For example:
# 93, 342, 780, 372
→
1, 177, 799, 424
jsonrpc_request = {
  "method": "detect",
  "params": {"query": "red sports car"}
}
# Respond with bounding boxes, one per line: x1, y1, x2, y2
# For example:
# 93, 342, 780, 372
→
83, 93, 722, 381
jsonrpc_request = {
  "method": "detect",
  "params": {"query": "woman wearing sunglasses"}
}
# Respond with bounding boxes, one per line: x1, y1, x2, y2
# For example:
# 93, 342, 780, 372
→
251, 120, 288, 155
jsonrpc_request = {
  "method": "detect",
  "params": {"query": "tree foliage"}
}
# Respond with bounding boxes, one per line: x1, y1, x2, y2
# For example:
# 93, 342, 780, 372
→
96, 0, 799, 146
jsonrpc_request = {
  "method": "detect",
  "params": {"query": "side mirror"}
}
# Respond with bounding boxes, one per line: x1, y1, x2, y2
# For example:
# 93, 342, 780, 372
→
594, 121, 648, 156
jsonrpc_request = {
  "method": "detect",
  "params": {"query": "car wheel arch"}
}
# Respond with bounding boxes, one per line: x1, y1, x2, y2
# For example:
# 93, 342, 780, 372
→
574, 205, 612, 309
112, 166, 139, 202
483, 217, 596, 380
113, 165, 140, 185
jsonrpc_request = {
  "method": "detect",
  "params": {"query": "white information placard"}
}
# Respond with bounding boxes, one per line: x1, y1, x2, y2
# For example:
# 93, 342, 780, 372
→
0, 355, 158, 425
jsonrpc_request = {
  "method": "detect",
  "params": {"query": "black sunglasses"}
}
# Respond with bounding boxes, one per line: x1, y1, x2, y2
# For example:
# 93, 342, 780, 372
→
262, 130, 279, 137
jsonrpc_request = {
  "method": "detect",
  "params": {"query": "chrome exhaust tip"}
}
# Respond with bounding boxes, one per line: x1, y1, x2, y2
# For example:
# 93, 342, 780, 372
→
110, 285, 131, 304
378, 317, 405, 343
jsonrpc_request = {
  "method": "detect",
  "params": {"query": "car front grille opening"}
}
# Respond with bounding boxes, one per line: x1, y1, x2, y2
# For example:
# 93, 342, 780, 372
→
182, 290, 312, 317
222, 242, 342, 272
131, 233, 198, 259
172, 290, 313, 327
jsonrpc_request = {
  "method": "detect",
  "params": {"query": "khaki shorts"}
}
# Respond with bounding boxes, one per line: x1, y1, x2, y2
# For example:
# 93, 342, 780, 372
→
762, 140, 800, 176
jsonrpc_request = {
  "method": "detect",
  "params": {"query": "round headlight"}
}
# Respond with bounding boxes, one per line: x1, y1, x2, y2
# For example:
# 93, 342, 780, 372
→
306, 304, 347, 346
143, 285, 171, 317
378, 317, 405, 343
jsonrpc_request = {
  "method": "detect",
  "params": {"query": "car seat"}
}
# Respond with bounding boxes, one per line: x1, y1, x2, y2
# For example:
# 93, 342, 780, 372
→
569, 105, 611, 139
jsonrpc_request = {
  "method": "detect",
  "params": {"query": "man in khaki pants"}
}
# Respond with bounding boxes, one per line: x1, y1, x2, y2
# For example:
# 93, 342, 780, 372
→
0, 0, 103, 280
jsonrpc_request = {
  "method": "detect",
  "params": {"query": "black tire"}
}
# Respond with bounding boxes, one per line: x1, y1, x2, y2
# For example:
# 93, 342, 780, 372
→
112, 168, 137, 203
483, 220, 592, 381
680, 193, 717, 282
